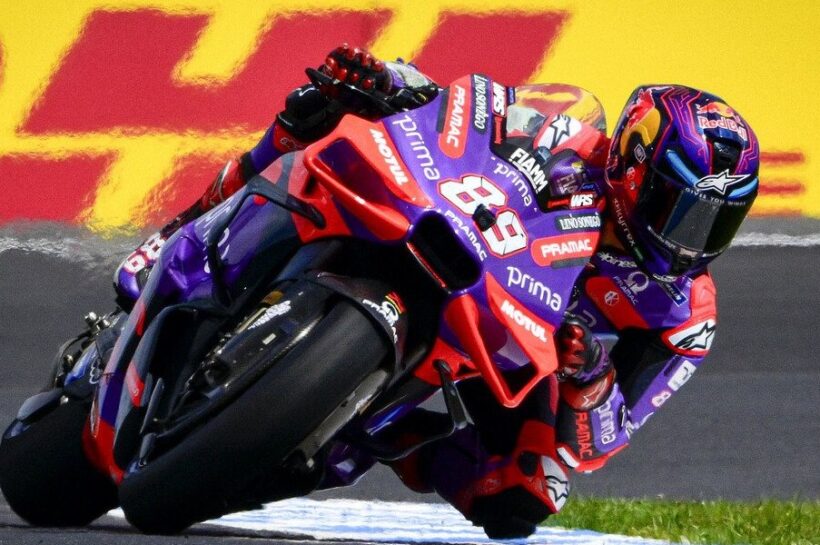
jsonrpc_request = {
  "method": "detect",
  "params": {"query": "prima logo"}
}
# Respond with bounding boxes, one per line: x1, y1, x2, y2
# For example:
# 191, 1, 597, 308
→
506, 266, 562, 311
391, 114, 441, 181
594, 399, 618, 445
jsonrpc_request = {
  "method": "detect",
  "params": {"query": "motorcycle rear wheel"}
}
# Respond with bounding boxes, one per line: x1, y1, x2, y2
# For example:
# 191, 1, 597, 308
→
119, 299, 390, 534
0, 399, 118, 526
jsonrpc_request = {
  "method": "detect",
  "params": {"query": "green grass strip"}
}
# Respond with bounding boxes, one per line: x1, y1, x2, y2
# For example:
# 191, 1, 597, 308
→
545, 497, 820, 545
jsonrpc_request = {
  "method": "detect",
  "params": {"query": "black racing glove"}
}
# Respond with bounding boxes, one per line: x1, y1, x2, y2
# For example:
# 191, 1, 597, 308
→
317, 43, 391, 96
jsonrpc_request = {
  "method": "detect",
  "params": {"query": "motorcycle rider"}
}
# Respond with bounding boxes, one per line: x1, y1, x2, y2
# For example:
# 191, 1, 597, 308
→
114, 46, 760, 538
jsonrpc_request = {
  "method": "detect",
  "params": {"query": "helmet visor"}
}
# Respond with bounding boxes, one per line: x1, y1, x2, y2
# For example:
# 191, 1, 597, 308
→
637, 156, 757, 257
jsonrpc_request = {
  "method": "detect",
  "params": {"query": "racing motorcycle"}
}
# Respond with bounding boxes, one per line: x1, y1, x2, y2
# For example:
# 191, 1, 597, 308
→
0, 70, 605, 533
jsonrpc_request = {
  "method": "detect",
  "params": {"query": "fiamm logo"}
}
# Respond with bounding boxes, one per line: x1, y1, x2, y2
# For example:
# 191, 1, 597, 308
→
0, 0, 816, 231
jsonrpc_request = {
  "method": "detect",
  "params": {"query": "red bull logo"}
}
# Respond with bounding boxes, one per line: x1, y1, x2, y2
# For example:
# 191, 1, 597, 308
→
696, 102, 736, 118
696, 101, 748, 141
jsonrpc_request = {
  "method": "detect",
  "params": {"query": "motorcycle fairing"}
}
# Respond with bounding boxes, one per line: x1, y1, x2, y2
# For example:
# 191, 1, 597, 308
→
87, 74, 605, 479
303, 75, 603, 406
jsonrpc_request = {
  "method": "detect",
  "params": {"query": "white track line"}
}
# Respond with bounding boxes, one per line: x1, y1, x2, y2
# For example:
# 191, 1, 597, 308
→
732, 232, 820, 247
111, 498, 677, 544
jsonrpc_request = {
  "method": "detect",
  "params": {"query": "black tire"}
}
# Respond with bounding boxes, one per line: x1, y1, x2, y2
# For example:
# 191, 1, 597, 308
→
119, 300, 389, 534
0, 400, 119, 526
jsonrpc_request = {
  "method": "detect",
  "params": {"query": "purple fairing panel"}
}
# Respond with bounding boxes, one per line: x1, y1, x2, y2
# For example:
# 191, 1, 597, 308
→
374, 75, 602, 370
321, 442, 378, 489
96, 181, 302, 431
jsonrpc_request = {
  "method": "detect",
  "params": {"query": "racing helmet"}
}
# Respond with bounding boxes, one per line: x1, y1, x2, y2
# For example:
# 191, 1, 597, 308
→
605, 85, 759, 281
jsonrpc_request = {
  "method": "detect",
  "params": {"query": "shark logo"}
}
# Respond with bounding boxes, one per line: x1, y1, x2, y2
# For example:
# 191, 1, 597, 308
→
695, 170, 749, 195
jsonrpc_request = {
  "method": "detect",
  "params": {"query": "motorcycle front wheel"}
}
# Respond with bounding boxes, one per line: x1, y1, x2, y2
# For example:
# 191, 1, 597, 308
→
0, 399, 119, 526
118, 297, 391, 534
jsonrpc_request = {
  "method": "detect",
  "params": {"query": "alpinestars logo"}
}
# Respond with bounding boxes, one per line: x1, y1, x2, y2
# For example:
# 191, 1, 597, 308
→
667, 319, 716, 353
540, 114, 580, 150
695, 170, 749, 195
675, 322, 716, 350
540, 456, 570, 511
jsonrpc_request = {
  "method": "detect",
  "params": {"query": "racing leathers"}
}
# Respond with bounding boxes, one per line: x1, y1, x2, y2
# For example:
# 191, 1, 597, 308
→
113, 49, 718, 538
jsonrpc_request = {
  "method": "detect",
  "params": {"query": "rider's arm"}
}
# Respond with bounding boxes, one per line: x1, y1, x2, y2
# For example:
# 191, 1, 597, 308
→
555, 273, 717, 473
202, 52, 439, 213
115, 48, 437, 305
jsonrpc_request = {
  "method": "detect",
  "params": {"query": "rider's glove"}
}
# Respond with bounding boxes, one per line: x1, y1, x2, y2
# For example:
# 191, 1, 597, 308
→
555, 318, 609, 383
317, 44, 391, 96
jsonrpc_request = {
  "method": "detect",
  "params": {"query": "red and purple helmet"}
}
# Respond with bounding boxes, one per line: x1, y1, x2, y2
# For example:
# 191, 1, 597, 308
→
606, 85, 759, 281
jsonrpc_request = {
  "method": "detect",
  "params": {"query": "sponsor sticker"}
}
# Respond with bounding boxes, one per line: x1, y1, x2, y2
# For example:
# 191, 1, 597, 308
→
570, 191, 596, 208
660, 280, 688, 306
485, 274, 556, 369
506, 266, 562, 312
370, 128, 410, 186
696, 102, 748, 140
391, 114, 441, 181
492, 81, 507, 116
597, 251, 637, 268
472, 74, 490, 133
444, 209, 488, 261
531, 232, 600, 267
439, 78, 472, 158
613, 270, 649, 305
249, 300, 292, 330
667, 359, 697, 391
508, 147, 549, 194
555, 212, 601, 232
361, 292, 405, 343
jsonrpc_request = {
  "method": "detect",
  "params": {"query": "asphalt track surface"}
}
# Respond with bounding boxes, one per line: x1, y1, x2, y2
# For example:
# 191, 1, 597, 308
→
0, 220, 818, 543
